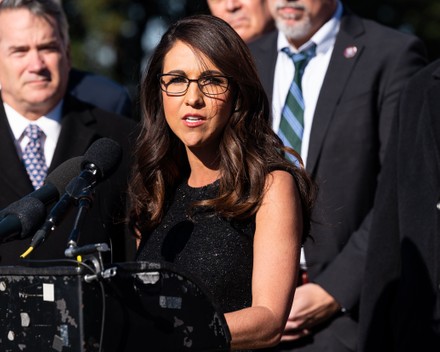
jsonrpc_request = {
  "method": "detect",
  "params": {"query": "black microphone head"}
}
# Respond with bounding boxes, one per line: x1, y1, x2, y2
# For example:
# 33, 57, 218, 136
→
0, 156, 83, 241
81, 138, 122, 179
0, 197, 46, 240
45, 156, 84, 196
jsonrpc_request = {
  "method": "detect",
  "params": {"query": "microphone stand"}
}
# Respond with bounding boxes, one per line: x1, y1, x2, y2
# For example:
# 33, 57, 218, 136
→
28, 166, 98, 253
64, 187, 94, 257
63, 178, 111, 273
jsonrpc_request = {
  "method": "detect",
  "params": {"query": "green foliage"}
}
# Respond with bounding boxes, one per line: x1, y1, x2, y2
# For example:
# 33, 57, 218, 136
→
64, 0, 130, 79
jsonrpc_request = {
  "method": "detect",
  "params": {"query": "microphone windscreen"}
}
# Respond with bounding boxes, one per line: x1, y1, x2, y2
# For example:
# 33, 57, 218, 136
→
45, 156, 83, 196
81, 138, 122, 179
0, 197, 46, 239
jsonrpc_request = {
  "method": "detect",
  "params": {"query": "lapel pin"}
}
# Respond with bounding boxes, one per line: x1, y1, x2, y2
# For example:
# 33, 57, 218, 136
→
343, 46, 358, 59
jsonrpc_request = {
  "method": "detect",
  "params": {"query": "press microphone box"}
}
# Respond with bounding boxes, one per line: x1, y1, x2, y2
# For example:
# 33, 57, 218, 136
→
0, 265, 102, 352
0, 262, 230, 352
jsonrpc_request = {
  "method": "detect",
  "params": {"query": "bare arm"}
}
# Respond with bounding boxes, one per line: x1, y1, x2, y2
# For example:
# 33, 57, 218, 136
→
225, 170, 302, 349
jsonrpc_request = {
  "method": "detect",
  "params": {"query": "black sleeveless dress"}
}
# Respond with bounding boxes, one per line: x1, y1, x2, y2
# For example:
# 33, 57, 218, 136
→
136, 180, 255, 314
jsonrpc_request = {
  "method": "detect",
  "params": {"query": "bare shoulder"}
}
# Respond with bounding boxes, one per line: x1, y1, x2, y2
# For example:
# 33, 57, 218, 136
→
265, 169, 296, 191
261, 169, 299, 207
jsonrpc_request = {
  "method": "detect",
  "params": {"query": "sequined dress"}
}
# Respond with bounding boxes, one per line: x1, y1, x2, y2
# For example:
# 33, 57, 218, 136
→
136, 180, 255, 314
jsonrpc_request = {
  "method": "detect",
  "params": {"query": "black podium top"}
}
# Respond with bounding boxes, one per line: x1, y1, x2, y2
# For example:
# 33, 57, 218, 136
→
0, 261, 231, 352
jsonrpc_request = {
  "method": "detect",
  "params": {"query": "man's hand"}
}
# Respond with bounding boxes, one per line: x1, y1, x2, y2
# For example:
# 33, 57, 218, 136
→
281, 283, 342, 341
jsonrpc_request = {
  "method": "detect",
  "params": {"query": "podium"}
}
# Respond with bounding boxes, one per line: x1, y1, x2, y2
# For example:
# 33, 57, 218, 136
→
0, 264, 102, 351
0, 261, 230, 351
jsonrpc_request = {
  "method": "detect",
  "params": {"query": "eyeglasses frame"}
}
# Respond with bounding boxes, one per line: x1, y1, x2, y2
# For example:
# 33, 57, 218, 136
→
158, 73, 231, 97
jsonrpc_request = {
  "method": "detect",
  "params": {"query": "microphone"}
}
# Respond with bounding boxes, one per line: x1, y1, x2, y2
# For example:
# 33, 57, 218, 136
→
29, 138, 122, 251
0, 156, 83, 243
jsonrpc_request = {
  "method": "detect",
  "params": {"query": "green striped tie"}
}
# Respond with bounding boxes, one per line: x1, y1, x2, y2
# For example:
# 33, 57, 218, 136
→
279, 44, 316, 158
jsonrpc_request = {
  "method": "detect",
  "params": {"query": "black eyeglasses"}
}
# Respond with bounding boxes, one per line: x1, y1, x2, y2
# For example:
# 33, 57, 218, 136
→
158, 73, 231, 97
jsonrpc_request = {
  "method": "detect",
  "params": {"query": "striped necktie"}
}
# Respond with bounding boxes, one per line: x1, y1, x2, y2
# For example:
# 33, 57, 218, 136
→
279, 44, 316, 157
22, 124, 48, 190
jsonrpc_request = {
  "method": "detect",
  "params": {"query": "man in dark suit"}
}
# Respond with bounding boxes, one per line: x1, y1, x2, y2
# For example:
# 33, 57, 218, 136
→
359, 59, 440, 352
248, 0, 427, 350
0, 0, 137, 265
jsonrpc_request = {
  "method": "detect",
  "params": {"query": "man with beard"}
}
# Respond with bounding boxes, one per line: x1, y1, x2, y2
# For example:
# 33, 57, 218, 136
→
248, 0, 427, 351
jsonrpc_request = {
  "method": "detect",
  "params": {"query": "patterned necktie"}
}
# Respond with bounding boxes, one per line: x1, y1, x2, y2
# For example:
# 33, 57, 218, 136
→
279, 44, 316, 157
22, 124, 48, 190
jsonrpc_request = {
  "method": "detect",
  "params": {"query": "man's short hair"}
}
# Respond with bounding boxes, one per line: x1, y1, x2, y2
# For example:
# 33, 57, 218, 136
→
0, 0, 69, 48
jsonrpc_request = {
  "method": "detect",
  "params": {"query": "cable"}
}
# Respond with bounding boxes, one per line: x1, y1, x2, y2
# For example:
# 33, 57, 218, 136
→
97, 280, 106, 352
19, 246, 34, 258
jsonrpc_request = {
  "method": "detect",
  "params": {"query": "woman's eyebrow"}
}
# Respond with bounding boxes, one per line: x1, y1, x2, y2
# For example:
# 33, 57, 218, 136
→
162, 69, 224, 76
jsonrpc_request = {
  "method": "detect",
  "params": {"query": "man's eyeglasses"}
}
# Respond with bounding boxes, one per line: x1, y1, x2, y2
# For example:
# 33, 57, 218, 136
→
158, 73, 230, 97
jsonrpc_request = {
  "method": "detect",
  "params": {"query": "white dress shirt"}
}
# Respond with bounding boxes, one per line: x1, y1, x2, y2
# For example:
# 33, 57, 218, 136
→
271, 2, 342, 269
272, 1, 342, 167
4, 101, 63, 168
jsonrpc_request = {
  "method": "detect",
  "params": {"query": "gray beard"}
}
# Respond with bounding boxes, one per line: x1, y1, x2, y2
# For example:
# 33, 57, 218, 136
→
275, 18, 314, 48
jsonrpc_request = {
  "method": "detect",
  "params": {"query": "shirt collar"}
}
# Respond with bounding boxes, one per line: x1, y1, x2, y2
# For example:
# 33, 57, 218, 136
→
4, 100, 64, 141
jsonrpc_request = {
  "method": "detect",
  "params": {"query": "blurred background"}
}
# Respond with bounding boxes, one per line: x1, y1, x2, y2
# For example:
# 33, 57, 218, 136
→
63, 0, 440, 100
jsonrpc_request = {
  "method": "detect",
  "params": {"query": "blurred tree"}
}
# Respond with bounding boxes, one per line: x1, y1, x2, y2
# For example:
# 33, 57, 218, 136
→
64, 0, 127, 77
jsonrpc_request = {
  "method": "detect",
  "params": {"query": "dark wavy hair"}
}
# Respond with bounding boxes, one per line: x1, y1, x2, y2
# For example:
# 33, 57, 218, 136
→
128, 14, 316, 242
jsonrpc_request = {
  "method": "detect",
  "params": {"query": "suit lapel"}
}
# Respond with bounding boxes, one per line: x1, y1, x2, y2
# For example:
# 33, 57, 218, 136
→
50, 96, 98, 172
0, 102, 34, 200
425, 66, 440, 179
306, 12, 365, 174
0, 94, 100, 209
249, 31, 278, 105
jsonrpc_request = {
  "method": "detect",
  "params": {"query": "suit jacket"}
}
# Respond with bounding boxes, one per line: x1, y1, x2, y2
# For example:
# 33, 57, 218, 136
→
68, 68, 133, 118
359, 59, 440, 352
0, 94, 138, 265
249, 9, 427, 351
